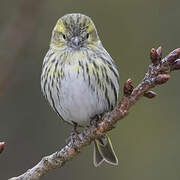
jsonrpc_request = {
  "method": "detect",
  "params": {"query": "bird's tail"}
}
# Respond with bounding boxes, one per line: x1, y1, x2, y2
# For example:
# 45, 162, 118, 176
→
93, 134, 118, 167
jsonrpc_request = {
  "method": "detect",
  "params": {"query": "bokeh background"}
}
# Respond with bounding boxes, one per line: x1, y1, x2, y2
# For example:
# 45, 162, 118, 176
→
0, 0, 180, 179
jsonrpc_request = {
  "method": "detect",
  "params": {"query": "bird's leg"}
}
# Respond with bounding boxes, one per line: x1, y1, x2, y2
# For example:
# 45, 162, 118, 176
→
70, 122, 81, 151
71, 121, 79, 136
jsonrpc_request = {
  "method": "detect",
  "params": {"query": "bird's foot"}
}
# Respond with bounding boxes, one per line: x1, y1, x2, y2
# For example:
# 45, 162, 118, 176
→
90, 113, 104, 127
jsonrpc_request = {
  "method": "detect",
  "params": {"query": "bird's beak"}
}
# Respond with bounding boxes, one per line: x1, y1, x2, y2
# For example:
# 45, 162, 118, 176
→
72, 36, 80, 46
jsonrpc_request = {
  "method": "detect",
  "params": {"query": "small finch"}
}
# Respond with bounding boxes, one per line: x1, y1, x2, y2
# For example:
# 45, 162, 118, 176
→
41, 13, 119, 167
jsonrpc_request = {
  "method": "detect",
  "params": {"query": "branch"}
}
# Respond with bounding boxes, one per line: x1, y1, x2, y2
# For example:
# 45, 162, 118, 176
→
0, 142, 5, 154
8, 47, 180, 180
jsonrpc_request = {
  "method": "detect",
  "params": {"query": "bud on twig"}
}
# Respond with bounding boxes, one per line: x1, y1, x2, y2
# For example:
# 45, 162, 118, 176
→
144, 91, 157, 99
123, 79, 133, 96
0, 142, 5, 154
156, 46, 162, 60
166, 49, 180, 64
155, 74, 170, 85
150, 48, 161, 65
171, 59, 180, 70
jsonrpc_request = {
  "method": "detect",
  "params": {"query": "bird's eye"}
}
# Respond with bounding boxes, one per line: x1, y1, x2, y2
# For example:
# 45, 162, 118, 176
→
86, 33, 89, 39
62, 34, 66, 40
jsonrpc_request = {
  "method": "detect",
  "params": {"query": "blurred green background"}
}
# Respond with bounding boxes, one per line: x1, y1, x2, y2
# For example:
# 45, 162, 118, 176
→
0, 0, 180, 179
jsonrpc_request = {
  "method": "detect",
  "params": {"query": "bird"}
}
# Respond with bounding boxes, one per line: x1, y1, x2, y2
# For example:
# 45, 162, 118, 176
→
41, 13, 119, 167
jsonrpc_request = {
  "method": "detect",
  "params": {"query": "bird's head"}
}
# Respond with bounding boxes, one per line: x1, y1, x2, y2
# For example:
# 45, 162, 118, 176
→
50, 13, 100, 50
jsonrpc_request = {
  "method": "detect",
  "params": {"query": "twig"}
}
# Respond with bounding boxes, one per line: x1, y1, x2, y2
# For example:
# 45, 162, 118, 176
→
8, 47, 180, 180
0, 142, 5, 154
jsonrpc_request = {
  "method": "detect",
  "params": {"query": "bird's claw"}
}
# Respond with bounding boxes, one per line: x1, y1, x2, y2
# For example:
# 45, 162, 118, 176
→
90, 113, 104, 127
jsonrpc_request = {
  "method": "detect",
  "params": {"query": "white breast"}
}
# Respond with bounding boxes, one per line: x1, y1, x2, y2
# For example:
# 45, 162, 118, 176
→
51, 64, 109, 126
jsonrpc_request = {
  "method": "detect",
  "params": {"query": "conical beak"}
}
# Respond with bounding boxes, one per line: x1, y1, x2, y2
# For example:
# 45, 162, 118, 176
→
72, 36, 80, 46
